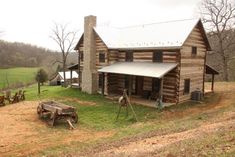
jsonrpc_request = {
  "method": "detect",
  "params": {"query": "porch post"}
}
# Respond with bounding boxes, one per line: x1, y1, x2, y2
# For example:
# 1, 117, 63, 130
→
102, 72, 105, 96
159, 77, 164, 103
211, 74, 214, 92
78, 51, 81, 89
70, 70, 72, 86
128, 75, 132, 97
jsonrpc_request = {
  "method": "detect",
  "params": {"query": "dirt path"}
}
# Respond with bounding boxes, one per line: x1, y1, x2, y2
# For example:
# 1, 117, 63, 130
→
91, 115, 235, 157
80, 82, 235, 157
0, 101, 114, 157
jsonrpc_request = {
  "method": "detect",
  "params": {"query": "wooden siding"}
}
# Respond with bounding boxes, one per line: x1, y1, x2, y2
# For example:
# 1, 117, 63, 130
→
163, 68, 179, 103
115, 51, 179, 63
179, 25, 206, 102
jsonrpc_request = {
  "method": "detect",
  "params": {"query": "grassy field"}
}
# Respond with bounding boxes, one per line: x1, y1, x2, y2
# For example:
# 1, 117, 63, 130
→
0, 82, 234, 156
0, 67, 38, 89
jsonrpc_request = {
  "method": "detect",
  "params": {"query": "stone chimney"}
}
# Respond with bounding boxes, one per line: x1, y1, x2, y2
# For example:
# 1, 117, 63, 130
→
82, 15, 98, 94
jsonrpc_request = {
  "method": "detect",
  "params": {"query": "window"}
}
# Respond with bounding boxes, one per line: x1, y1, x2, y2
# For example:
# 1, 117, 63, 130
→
152, 78, 160, 92
153, 51, 163, 62
99, 52, 105, 63
184, 79, 190, 94
192, 46, 197, 56
125, 51, 133, 62
80, 51, 84, 61
98, 73, 103, 88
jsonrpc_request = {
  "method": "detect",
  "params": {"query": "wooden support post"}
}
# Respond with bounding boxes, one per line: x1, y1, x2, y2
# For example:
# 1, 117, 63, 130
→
128, 75, 132, 97
102, 73, 105, 96
70, 70, 72, 86
78, 50, 81, 89
211, 74, 214, 92
158, 77, 164, 108
160, 77, 163, 100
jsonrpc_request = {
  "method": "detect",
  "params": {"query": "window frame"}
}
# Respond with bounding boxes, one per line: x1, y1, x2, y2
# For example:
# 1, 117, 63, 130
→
153, 51, 163, 62
99, 52, 105, 63
192, 46, 197, 56
184, 79, 190, 95
125, 51, 133, 62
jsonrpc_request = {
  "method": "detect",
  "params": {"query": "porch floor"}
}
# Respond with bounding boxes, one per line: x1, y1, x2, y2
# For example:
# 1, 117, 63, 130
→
105, 94, 174, 108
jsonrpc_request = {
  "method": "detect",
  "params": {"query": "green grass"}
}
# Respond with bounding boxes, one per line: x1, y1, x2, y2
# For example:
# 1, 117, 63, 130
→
23, 85, 224, 132
17, 84, 234, 156
0, 67, 38, 89
25, 85, 158, 130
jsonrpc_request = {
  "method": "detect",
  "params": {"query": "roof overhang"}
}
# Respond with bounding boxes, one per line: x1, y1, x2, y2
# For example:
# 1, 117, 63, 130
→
206, 64, 219, 75
98, 62, 178, 78
68, 63, 79, 70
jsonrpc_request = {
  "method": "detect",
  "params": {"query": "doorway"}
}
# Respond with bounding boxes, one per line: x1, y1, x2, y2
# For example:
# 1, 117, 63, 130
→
136, 76, 143, 95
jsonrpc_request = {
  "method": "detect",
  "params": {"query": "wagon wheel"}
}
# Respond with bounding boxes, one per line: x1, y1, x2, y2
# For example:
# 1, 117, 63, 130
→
49, 110, 58, 126
71, 112, 78, 123
37, 105, 43, 118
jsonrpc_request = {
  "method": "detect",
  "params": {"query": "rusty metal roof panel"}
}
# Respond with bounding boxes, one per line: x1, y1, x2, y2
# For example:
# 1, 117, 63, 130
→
98, 62, 177, 78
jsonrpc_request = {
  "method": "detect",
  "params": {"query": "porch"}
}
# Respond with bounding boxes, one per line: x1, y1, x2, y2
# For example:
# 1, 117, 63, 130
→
98, 62, 178, 106
205, 64, 219, 93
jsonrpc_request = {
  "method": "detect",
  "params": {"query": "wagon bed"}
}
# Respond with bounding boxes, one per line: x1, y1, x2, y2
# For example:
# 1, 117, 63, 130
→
37, 101, 78, 127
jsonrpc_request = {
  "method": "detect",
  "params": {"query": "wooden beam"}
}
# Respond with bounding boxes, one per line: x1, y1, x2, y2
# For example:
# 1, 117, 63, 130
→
102, 73, 105, 96
78, 50, 81, 89
70, 70, 72, 86
211, 74, 214, 92
159, 77, 164, 102
128, 75, 132, 97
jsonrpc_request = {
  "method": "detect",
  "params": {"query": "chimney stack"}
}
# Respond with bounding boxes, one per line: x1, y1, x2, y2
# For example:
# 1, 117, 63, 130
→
82, 15, 98, 94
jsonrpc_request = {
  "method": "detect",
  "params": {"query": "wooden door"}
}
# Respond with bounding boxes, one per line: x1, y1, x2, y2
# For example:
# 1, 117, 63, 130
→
136, 76, 143, 95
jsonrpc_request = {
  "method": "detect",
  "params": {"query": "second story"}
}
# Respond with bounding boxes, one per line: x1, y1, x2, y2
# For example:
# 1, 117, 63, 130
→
74, 16, 211, 70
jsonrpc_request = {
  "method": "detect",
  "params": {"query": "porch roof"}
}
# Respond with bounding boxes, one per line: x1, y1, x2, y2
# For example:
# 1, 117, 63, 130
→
98, 62, 177, 78
206, 64, 219, 75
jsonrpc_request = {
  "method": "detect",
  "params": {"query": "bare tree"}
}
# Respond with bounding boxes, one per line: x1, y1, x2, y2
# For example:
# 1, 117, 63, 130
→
50, 23, 77, 87
200, 0, 235, 81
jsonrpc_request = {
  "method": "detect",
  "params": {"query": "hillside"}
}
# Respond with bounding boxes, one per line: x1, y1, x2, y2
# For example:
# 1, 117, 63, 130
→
0, 40, 78, 69
0, 82, 234, 156
0, 67, 38, 90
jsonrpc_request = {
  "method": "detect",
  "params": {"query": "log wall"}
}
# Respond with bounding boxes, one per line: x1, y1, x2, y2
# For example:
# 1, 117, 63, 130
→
179, 25, 206, 102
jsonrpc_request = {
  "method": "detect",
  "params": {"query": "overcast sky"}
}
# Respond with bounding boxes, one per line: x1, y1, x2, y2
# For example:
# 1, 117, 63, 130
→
0, 0, 202, 51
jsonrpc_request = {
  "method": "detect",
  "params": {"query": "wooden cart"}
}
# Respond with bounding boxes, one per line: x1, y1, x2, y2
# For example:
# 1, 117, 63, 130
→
37, 101, 78, 127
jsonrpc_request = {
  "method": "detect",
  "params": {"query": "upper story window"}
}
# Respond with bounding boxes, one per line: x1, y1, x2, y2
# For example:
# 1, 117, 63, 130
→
99, 52, 105, 63
153, 51, 163, 62
80, 51, 84, 61
184, 79, 190, 95
192, 46, 197, 56
125, 51, 133, 62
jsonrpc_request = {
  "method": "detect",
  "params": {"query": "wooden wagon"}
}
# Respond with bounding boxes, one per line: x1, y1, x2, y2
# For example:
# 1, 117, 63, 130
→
37, 101, 78, 127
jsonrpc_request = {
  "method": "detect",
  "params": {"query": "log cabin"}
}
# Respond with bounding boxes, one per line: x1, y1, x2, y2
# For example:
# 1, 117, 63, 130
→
74, 15, 218, 106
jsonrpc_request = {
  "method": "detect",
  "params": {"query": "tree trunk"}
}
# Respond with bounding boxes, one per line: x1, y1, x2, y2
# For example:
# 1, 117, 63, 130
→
63, 60, 67, 87
223, 56, 229, 81
38, 81, 41, 95
218, 37, 229, 81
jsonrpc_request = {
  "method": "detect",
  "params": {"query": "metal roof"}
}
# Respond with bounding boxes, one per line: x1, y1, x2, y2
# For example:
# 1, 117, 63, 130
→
58, 71, 78, 80
206, 64, 219, 75
98, 62, 177, 78
94, 19, 200, 49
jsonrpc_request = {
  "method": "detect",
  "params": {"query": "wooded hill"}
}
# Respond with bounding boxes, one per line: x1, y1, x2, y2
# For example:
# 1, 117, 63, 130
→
0, 40, 78, 71
206, 29, 235, 81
